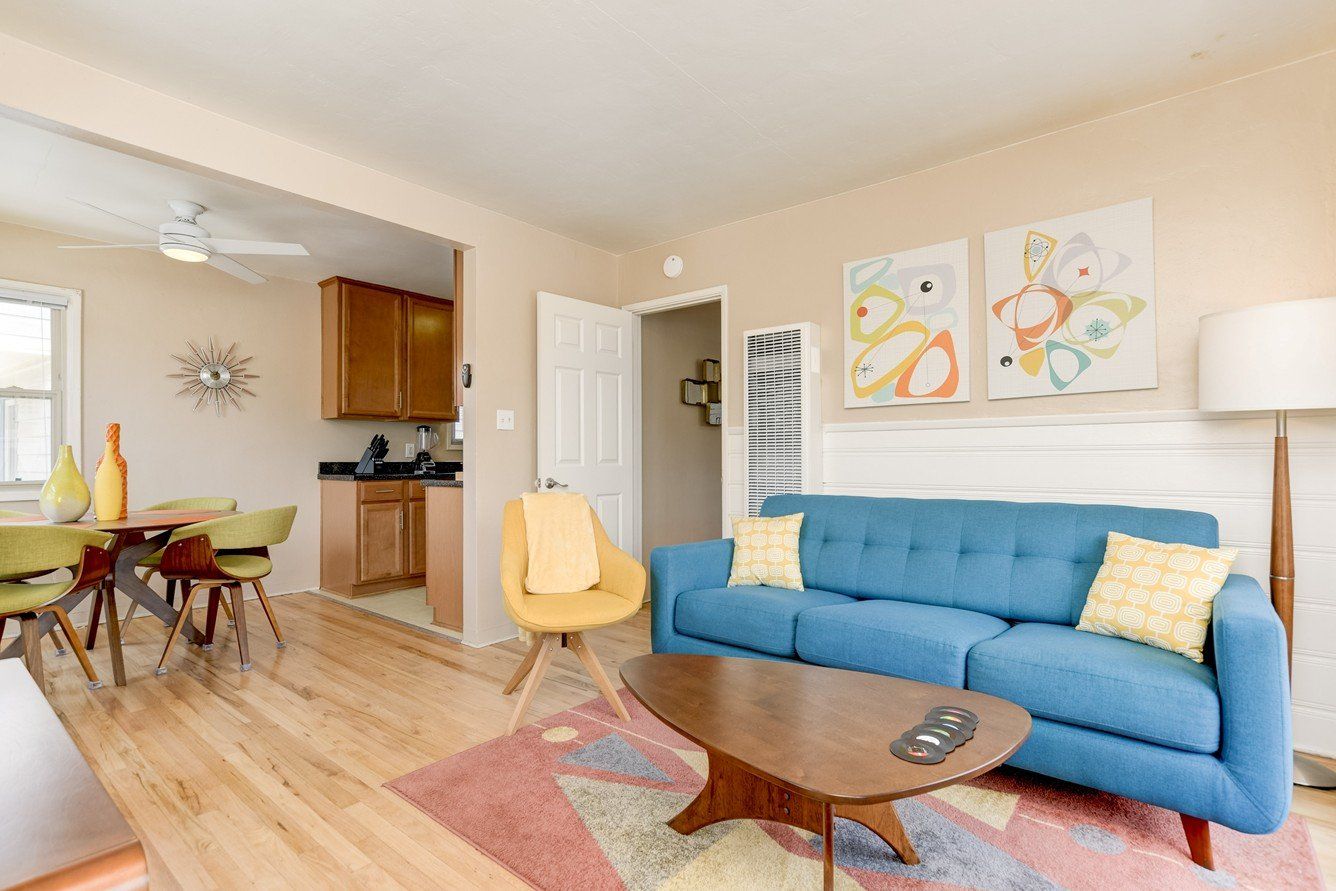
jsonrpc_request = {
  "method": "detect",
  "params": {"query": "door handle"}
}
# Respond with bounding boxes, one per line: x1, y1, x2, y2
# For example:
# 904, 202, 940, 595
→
534, 477, 569, 490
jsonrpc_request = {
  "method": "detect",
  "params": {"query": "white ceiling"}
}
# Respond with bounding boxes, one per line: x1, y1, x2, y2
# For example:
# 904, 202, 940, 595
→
0, 116, 455, 295
2, 1, 1334, 253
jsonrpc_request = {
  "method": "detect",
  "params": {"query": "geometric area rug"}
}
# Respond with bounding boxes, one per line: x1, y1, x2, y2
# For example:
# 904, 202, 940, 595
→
386, 691, 1323, 890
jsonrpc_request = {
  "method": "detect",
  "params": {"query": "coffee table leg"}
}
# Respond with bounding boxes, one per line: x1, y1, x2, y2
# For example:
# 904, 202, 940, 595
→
669, 750, 919, 879
834, 801, 919, 866
821, 802, 835, 890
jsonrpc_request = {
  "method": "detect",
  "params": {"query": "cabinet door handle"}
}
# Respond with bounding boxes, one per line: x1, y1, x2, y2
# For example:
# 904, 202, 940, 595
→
396, 392, 402, 411
375, 488, 394, 494
399, 508, 404, 530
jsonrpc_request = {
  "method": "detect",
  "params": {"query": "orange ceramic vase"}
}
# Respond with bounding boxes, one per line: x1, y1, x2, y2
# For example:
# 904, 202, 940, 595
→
94, 423, 128, 520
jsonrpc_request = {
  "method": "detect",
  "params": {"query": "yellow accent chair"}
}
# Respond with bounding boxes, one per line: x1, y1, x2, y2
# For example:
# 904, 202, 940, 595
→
0, 525, 114, 690
0, 510, 71, 657
112, 497, 240, 641
153, 506, 296, 675
499, 499, 645, 735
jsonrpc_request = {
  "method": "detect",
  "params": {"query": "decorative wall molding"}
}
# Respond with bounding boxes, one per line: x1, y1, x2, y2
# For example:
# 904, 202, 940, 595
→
731, 409, 1336, 755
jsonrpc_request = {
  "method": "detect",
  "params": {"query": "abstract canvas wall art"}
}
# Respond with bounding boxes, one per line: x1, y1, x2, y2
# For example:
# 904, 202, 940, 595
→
843, 237, 970, 408
984, 198, 1156, 400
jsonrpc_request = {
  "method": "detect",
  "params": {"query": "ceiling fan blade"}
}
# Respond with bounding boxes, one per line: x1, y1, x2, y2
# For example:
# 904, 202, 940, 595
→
204, 238, 308, 256
68, 198, 158, 234
57, 243, 158, 250
207, 253, 266, 284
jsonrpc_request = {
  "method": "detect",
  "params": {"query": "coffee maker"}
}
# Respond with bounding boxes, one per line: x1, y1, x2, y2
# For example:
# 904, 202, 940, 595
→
413, 424, 440, 473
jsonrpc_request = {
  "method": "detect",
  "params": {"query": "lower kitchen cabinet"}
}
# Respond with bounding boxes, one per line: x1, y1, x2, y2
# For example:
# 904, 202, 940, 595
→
320, 480, 426, 596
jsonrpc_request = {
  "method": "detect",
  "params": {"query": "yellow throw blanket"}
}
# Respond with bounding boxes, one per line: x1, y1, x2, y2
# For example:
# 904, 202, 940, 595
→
521, 492, 600, 595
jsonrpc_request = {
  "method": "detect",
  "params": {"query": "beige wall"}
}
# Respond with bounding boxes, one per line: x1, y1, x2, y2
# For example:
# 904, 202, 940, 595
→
618, 54, 1336, 424
0, 33, 620, 644
641, 301, 722, 562
0, 220, 455, 595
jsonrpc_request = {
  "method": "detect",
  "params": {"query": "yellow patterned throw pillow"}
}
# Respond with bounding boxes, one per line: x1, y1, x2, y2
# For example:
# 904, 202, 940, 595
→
1076, 531, 1237, 662
727, 513, 805, 591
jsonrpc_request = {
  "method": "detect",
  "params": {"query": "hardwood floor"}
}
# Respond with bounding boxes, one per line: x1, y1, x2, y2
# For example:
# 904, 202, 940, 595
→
33, 592, 1336, 888
42, 592, 650, 889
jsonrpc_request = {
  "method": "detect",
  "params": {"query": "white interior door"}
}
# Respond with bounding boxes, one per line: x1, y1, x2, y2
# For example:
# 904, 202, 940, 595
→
536, 291, 637, 553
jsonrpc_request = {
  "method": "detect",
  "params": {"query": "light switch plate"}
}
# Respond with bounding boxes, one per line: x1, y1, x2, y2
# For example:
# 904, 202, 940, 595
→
404, 442, 414, 459
496, 409, 515, 431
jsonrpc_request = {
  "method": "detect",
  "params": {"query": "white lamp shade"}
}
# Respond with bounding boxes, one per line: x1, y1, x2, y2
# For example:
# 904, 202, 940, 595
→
1199, 296, 1336, 412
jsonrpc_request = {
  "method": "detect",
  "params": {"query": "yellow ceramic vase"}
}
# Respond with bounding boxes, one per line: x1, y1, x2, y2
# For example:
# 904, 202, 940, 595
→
38, 444, 91, 523
93, 426, 125, 522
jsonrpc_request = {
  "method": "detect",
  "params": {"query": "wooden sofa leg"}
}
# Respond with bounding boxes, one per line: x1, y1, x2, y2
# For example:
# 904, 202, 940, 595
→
1180, 814, 1213, 870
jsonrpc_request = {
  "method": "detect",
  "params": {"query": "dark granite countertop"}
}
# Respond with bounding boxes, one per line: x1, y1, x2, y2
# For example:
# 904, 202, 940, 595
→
421, 479, 463, 488
318, 460, 463, 482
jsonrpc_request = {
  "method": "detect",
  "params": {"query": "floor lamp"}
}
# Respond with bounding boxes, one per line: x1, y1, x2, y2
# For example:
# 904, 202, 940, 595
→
1199, 295, 1336, 789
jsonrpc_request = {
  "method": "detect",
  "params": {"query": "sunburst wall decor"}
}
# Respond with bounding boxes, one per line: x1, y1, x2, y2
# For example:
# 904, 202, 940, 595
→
168, 338, 259, 416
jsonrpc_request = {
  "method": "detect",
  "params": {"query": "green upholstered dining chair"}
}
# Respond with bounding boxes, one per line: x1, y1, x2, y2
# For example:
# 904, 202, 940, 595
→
113, 497, 240, 641
0, 510, 75, 657
154, 505, 296, 675
0, 525, 114, 690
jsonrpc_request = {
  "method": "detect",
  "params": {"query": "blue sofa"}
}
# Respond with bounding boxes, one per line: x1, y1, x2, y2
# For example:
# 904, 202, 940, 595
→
650, 494, 1292, 864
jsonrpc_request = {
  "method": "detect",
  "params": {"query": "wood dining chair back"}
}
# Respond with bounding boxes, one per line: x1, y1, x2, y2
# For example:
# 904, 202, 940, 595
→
0, 526, 114, 691
110, 497, 241, 642
153, 506, 296, 675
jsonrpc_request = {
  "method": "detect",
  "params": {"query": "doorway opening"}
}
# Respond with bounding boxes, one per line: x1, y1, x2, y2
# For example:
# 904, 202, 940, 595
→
626, 287, 728, 577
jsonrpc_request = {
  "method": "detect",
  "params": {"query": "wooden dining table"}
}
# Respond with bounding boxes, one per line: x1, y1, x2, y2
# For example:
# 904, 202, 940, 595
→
0, 509, 237, 686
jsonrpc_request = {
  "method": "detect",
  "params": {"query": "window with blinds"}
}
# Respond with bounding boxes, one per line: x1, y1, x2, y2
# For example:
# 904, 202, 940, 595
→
742, 323, 820, 516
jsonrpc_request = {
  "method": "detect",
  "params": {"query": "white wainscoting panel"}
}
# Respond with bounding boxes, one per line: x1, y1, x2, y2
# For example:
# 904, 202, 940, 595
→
819, 409, 1336, 757
726, 427, 745, 523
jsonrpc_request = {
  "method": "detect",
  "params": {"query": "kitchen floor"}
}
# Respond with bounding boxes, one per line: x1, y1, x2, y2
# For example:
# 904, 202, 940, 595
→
314, 586, 460, 640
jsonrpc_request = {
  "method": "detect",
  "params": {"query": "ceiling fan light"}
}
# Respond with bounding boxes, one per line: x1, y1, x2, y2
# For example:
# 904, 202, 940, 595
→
161, 242, 211, 263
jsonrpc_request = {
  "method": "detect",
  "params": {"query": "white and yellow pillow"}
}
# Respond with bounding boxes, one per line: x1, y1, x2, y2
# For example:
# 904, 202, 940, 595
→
1076, 531, 1237, 663
727, 513, 805, 591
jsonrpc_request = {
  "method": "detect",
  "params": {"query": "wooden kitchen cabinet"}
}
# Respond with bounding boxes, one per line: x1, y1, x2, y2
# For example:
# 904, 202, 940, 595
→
408, 498, 428, 576
425, 485, 463, 631
320, 480, 427, 596
321, 275, 457, 422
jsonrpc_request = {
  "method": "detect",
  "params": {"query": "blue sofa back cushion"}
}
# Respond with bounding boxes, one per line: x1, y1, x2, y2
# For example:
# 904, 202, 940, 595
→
761, 494, 1220, 625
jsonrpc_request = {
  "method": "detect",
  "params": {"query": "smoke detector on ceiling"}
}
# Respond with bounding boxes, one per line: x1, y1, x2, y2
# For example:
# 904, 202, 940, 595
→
663, 255, 683, 279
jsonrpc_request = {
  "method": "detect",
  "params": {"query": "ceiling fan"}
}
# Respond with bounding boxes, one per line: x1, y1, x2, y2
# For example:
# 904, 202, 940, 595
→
59, 199, 309, 284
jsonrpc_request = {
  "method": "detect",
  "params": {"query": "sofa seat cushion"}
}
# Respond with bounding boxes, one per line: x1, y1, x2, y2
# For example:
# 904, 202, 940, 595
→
795, 600, 1009, 687
674, 586, 853, 657
967, 622, 1221, 754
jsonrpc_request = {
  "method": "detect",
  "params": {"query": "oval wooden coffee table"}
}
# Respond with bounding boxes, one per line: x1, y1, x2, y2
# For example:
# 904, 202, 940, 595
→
620, 654, 1031, 889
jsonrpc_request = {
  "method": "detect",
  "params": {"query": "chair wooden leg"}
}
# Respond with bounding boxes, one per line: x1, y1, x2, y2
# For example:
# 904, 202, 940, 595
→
101, 584, 127, 687
568, 632, 630, 721
203, 589, 221, 650
1181, 814, 1213, 870
229, 584, 251, 672
156, 582, 205, 675
44, 606, 101, 689
165, 577, 177, 610
507, 634, 556, 735
84, 590, 103, 650
47, 629, 67, 656
117, 600, 137, 644
19, 615, 43, 691
502, 636, 544, 695
252, 579, 284, 647
220, 591, 235, 627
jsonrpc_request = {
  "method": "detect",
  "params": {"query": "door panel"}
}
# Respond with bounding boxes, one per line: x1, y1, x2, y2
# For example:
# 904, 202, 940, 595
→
358, 501, 405, 582
342, 283, 403, 417
536, 292, 636, 554
404, 295, 455, 420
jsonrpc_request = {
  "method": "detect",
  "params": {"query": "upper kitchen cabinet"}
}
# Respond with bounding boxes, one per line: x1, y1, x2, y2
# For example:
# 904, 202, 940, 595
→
320, 275, 458, 421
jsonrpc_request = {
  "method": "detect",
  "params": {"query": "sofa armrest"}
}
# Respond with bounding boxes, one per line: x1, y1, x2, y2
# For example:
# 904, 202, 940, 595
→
649, 538, 734, 652
1212, 572, 1292, 830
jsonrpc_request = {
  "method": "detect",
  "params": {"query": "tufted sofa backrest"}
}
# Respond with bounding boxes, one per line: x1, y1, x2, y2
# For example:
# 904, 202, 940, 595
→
759, 494, 1220, 625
